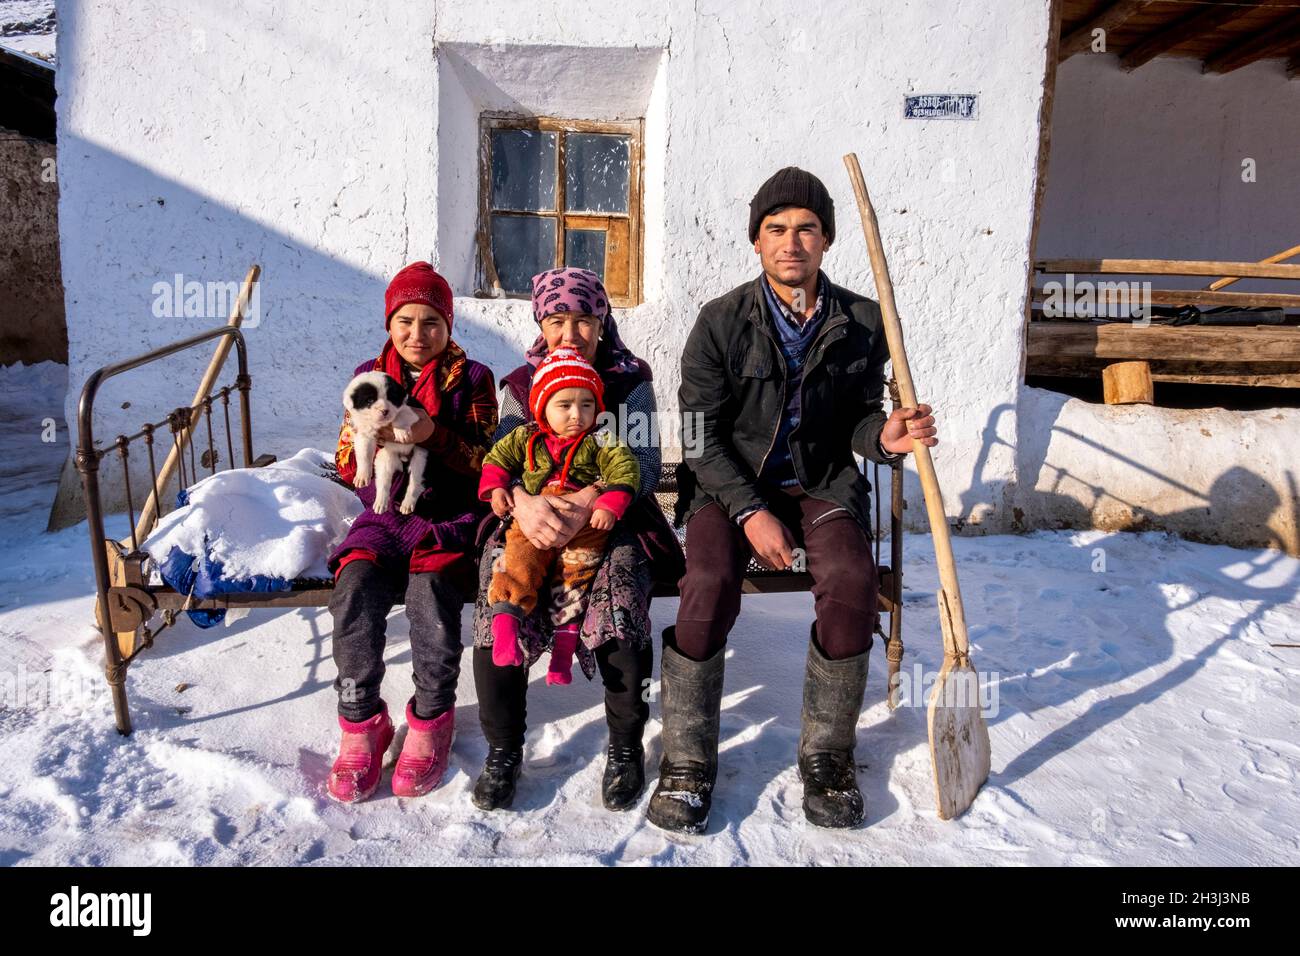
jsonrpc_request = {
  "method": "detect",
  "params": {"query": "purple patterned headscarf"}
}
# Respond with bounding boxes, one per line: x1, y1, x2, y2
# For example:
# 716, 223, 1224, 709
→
525, 267, 642, 375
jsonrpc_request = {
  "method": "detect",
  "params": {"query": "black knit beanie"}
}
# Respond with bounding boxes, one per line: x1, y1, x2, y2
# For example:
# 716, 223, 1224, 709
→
748, 166, 835, 245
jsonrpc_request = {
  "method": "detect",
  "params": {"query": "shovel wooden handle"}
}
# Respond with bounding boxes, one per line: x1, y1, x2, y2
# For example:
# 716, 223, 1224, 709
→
1206, 242, 1300, 291
842, 153, 971, 660
128, 264, 261, 547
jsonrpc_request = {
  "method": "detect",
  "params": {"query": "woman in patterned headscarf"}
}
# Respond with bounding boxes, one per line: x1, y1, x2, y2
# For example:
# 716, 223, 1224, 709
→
469, 267, 683, 813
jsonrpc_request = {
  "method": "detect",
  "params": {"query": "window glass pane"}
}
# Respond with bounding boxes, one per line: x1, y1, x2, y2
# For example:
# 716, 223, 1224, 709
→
491, 129, 557, 211
564, 133, 629, 213
565, 229, 607, 280
491, 216, 556, 293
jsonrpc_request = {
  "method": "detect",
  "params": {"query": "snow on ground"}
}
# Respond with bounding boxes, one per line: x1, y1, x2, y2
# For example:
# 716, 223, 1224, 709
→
0, 1, 55, 63
1, 362, 1298, 866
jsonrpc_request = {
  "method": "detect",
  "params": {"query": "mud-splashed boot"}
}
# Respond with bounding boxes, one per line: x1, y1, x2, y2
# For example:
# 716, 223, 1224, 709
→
391, 699, 455, 798
797, 633, 870, 828
646, 629, 725, 834
327, 701, 395, 803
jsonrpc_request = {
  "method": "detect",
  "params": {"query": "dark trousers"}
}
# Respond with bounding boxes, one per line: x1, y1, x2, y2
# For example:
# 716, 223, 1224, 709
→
473, 637, 652, 750
329, 559, 465, 723
674, 493, 879, 662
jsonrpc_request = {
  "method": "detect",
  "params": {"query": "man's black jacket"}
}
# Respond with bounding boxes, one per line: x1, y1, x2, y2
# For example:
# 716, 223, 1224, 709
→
675, 273, 895, 533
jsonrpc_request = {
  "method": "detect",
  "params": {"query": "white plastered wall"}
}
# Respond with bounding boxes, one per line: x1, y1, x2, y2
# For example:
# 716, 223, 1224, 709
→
55, 0, 1058, 542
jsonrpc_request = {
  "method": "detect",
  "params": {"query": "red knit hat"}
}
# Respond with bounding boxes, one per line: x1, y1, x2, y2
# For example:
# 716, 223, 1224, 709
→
529, 347, 605, 428
384, 262, 454, 330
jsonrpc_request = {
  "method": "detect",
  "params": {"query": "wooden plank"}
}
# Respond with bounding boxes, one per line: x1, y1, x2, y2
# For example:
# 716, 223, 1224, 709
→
1151, 371, 1300, 388
477, 117, 503, 295
150, 569, 900, 613
555, 130, 568, 274
1203, 9, 1300, 74
1030, 358, 1300, 388
628, 118, 645, 308
1120, 2, 1260, 72
605, 217, 631, 299
105, 542, 147, 657
1060, 0, 1158, 60
1032, 287, 1300, 309
1029, 352, 1300, 377
478, 112, 641, 138
1207, 243, 1300, 290
1036, 258, 1300, 280
1027, 320, 1300, 363
150, 587, 337, 610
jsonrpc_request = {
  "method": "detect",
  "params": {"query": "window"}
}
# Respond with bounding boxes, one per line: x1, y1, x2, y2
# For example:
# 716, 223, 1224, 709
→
478, 113, 643, 307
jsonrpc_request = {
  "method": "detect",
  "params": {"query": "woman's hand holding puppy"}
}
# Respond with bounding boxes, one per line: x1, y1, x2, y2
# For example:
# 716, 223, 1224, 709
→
377, 407, 435, 447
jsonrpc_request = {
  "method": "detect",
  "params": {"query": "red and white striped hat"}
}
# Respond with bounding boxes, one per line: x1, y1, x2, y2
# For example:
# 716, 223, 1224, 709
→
529, 347, 605, 427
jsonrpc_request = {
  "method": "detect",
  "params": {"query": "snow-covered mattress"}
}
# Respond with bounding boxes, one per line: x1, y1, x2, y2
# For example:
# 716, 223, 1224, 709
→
142, 449, 361, 627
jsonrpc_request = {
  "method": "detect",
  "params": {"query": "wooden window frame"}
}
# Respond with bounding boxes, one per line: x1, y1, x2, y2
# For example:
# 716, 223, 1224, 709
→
477, 112, 644, 308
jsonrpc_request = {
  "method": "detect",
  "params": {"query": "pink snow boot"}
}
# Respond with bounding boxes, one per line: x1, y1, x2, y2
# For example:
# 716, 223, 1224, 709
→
392, 699, 456, 797
546, 623, 580, 686
492, 613, 524, 667
327, 701, 395, 803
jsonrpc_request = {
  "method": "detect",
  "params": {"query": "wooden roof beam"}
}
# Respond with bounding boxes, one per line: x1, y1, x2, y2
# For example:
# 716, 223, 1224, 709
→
1119, 1, 1260, 73
1203, 10, 1300, 74
1060, 0, 1158, 61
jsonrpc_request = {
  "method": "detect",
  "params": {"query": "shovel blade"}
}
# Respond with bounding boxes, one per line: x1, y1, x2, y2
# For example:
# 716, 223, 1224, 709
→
927, 660, 992, 820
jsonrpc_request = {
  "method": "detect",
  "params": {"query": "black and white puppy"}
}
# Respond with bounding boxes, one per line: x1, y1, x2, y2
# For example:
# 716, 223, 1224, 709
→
341, 371, 429, 515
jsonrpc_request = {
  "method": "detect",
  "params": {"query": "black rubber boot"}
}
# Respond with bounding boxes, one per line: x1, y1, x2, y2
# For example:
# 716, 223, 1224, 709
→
597, 637, 651, 812
472, 745, 523, 811
601, 742, 646, 811
797, 630, 870, 829
647, 628, 726, 834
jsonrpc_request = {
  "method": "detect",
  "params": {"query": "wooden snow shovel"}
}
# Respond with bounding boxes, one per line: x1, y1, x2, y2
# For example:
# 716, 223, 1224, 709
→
843, 153, 991, 820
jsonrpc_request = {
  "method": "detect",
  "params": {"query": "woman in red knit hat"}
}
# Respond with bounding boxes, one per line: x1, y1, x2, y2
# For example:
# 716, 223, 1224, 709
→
324, 261, 498, 804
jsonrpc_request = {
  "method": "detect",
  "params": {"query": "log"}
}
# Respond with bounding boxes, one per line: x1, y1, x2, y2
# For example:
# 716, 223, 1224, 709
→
1203, 10, 1300, 74
1120, 2, 1260, 73
1102, 361, 1154, 404
1059, 0, 1157, 61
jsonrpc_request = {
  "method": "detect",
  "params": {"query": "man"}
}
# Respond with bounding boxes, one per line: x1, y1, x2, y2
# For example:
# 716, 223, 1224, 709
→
649, 166, 938, 832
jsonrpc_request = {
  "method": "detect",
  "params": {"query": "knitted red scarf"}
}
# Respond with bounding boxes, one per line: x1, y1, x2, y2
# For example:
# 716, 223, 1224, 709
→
377, 340, 442, 417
